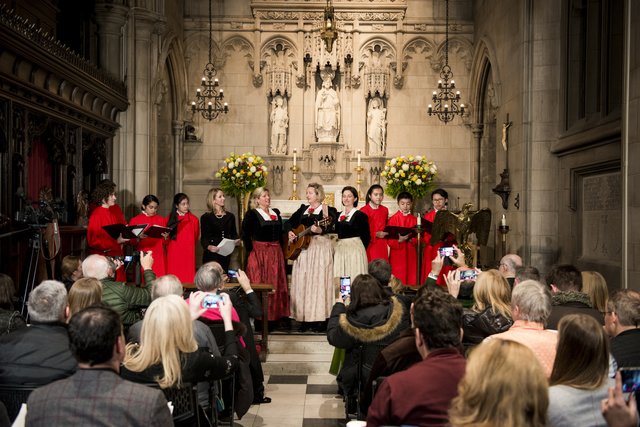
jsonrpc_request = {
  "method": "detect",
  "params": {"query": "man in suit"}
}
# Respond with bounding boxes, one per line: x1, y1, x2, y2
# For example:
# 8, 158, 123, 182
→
26, 305, 172, 426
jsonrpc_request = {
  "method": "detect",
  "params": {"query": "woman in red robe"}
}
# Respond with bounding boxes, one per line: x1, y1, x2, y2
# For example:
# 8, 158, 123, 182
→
129, 194, 168, 278
421, 188, 453, 286
87, 180, 128, 282
166, 193, 200, 284
360, 184, 389, 262
386, 192, 418, 285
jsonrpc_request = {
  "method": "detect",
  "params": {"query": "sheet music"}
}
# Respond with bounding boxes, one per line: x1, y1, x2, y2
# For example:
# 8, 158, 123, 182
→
216, 238, 236, 257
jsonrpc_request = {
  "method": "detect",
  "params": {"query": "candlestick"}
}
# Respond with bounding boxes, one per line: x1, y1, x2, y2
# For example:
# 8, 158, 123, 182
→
289, 164, 300, 200
293, 148, 297, 167
357, 149, 361, 167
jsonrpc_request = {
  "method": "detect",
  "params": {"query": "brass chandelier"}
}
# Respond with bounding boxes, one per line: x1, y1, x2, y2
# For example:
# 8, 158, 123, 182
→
427, 0, 465, 124
191, 0, 228, 121
320, 0, 337, 53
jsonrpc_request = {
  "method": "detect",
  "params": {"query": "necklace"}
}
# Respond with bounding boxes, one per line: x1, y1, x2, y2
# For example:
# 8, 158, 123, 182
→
214, 210, 225, 219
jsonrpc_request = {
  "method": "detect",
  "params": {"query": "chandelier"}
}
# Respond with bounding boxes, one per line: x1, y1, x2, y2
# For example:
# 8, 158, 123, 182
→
320, 0, 337, 53
191, 0, 228, 121
427, 0, 465, 124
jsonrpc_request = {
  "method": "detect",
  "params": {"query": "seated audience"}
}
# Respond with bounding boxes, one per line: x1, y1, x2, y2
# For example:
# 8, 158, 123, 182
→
449, 339, 548, 427
367, 290, 466, 427
582, 270, 609, 314
327, 274, 409, 403
59, 255, 83, 290
498, 253, 523, 287
26, 306, 172, 427
121, 293, 239, 388
488, 280, 558, 377
545, 264, 603, 329
548, 314, 612, 427
447, 269, 513, 350
82, 252, 154, 326
68, 277, 103, 316
368, 258, 413, 322
514, 265, 540, 287
0, 280, 76, 385
604, 289, 640, 368
0, 273, 26, 335
601, 371, 639, 427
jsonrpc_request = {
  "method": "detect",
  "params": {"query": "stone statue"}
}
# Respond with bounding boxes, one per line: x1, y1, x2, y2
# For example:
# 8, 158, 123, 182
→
270, 96, 289, 154
315, 76, 340, 142
367, 97, 387, 155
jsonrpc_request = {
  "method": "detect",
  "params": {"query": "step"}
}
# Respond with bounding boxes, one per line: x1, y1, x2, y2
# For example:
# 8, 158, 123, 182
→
263, 360, 333, 376
268, 339, 334, 354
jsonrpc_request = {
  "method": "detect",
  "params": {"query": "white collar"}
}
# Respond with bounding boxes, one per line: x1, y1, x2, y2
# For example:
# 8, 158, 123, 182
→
401, 211, 412, 216
340, 207, 358, 220
177, 211, 187, 216
306, 204, 322, 215
256, 207, 278, 221
368, 202, 380, 210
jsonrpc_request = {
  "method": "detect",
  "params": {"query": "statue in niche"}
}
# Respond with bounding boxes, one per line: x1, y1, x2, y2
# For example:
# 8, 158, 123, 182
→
315, 75, 340, 142
367, 97, 387, 156
270, 96, 289, 154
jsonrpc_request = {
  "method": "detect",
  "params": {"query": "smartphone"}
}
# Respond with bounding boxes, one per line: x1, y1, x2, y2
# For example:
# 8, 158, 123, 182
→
459, 269, 477, 281
439, 247, 455, 257
227, 269, 238, 279
202, 294, 222, 309
123, 255, 133, 263
620, 367, 640, 393
340, 276, 351, 300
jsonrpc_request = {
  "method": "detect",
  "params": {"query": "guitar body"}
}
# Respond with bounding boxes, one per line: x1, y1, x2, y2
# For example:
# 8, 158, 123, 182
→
284, 224, 312, 261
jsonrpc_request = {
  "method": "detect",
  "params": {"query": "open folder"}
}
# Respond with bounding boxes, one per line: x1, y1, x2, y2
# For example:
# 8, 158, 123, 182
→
102, 223, 147, 240
142, 224, 174, 239
383, 225, 417, 240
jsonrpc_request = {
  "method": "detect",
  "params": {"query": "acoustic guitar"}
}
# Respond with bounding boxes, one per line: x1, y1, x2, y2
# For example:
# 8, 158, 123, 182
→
284, 216, 332, 261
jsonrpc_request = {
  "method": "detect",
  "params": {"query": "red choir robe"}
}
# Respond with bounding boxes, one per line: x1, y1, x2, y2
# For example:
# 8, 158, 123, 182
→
166, 211, 199, 284
421, 209, 454, 287
129, 213, 168, 278
360, 203, 389, 262
87, 205, 126, 282
387, 211, 418, 286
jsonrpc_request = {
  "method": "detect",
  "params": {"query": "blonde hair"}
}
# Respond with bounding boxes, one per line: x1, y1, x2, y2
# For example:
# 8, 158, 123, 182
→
449, 339, 548, 427
68, 278, 103, 316
472, 269, 512, 319
581, 271, 608, 313
123, 295, 197, 388
307, 182, 325, 201
249, 187, 269, 209
206, 188, 225, 214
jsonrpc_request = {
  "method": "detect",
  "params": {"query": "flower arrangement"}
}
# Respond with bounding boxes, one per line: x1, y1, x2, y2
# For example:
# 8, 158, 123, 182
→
215, 152, 268, 197
380, 155, 437, 199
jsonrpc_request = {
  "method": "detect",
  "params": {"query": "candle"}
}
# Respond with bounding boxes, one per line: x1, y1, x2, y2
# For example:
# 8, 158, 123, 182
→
293, 148, 297, 167
357, 149, 361, 167
501, 214, 507, 227
417, 214, 421, 226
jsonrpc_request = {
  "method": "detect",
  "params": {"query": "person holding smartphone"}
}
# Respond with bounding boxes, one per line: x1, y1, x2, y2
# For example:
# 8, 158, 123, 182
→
241, 187, 289, 322
200, 188, 240, 271
129, 195, 168, 279
421, 188, 454, 285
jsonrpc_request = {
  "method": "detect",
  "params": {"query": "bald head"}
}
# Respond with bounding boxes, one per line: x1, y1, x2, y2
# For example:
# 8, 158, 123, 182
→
151, 274, 183, 300
82, 255, 111, 280
499, 254, 523, 278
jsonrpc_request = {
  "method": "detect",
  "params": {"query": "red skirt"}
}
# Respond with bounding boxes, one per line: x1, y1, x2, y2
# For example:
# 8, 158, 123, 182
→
246, 241, 290, 321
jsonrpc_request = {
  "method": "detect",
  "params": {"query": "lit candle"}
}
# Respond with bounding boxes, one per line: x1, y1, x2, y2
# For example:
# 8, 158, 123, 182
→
417, 214, 421, 226
293, 148, 297, 167
501, 214, 507, 227
357, 149, 361, 167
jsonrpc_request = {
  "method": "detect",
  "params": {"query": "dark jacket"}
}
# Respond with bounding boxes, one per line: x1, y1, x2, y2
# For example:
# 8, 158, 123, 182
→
0, 308, 26, 336
462, 305, 513, 349
547, 291, 604, 330
327, 296, 409, 395
0, 322, 77, 385
611, 328, 640, 368
101, 269, 155, 326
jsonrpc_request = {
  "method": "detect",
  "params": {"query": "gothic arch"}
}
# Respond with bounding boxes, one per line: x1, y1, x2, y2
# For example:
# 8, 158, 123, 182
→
184, 33, 224, 69
359, 38, 397, 63
401, 37, 437, 63
432, 35, 473, 72
260, 36, 298, 61
222, 35, 255, 70
469, 37, 502, 124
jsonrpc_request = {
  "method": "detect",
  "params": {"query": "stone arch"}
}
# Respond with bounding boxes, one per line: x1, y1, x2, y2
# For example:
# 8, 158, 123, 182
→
222, 35, 255, 71
432, 35, 473, 72
469, 37, 502, 124
359, 37, 396, 63
402, 37, 437, 63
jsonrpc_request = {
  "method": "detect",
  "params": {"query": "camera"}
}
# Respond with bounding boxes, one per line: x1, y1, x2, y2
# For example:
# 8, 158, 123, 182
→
202, 293, 222, 309
459, 269, 477, 281
340, 276, 351, 300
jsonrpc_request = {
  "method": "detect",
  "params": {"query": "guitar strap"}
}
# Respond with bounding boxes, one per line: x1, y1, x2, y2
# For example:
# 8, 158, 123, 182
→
322, 203, 328, 219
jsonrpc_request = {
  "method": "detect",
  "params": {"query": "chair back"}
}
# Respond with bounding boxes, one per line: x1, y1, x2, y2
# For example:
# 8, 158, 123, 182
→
0, 384, 37, 422
145, 382, 201, 426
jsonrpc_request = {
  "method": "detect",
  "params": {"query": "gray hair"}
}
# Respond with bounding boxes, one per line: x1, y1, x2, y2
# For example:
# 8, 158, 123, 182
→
511, 280, 551, 324
500, 254, 523, 275
515, 266, 540, 283
194, 263, 223, 292
152, 274, 183, 300
82, 255, 111, 280
28, 280, 68, 322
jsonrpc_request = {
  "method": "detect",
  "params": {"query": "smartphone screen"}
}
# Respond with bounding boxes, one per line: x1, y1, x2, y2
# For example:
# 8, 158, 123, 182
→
439, 247, 454, 257
620, 367, 640, 393
227, 269, 238, 278
340, 276, 351, 300
202, 294, 221, 309
459, 269, 477, 281
124, 255, 133, 263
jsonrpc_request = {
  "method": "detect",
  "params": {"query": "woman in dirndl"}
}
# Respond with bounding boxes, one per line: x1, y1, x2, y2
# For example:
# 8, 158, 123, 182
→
242, 187, 289, 321
334, 186, 370, 281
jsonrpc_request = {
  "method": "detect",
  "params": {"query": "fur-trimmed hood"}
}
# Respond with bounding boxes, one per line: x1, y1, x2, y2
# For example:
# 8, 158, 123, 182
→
337, 296, 405, 343
552, 290, 593, 307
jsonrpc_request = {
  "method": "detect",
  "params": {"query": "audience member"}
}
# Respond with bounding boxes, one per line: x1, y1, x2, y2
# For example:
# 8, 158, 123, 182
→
448, 269, 513, 350
82, 252, 154, 325
26, 305, 172, 426
604, 289, 640, 368
488, 280, 558, 377
514, 265, 540, 286
68, 277, 103, 316
498, 253, 523, 287
368, 259, 413, 323
367, 290, 466, 426
0, 273, 26, 335
601, 371, 639, 427
449, 339, 548, 427
582, 270, 609, 314
59, 255, 83, 290
545, 264, 603, 329
0, 280, 76, 385
548, 314, 612, 427
327, 274, 408, 410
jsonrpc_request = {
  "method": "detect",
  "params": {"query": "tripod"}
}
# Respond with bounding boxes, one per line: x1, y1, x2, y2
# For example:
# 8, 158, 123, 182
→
20, 225, 47, 321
